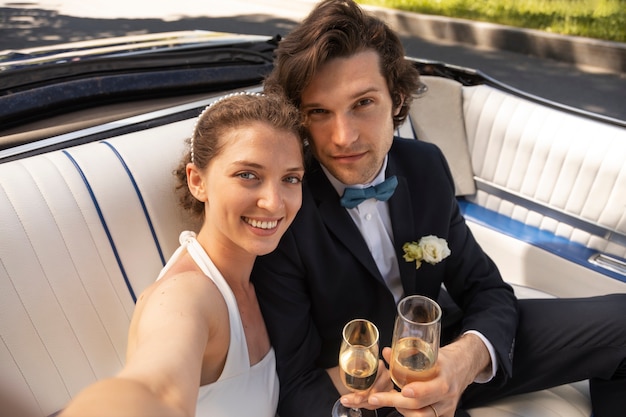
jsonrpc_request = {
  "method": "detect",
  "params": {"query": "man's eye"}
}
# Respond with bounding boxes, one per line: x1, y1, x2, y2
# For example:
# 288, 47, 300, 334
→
284, 175, 303, 184
357, 98, 373, 107
308, 108, 327, 115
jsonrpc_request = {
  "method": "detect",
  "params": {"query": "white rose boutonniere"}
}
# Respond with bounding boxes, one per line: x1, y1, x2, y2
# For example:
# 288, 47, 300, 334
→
402, 235, 451, 269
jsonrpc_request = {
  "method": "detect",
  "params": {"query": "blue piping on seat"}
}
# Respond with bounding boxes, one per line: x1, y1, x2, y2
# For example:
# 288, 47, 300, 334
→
101, 141, 166, 267
63, 150, 137, 303
458, 199, 626, 284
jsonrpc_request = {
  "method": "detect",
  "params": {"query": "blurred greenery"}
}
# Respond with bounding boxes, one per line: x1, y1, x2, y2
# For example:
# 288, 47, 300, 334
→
357, 0, 626, 42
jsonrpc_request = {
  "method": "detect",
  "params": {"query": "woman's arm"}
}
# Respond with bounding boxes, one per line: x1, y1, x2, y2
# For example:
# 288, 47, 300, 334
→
59, 271, 221, 417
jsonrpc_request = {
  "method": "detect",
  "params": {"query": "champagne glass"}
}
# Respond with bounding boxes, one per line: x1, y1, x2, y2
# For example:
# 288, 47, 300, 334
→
331, 319, 380, 417
389, 295, 442, 388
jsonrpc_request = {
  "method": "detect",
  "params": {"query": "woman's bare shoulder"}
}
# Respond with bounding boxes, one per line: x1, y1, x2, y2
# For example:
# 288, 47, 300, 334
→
127, 253, 229, 361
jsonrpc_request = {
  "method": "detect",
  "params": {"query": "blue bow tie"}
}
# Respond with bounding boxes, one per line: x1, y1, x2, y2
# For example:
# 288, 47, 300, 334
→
340, 176, 398, 209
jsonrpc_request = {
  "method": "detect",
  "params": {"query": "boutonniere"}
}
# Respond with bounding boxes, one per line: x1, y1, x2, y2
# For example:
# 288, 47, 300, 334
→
402, 235, 451, 269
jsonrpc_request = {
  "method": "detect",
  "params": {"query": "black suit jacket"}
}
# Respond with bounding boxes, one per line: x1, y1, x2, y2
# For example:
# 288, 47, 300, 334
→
252, 138, 518, 417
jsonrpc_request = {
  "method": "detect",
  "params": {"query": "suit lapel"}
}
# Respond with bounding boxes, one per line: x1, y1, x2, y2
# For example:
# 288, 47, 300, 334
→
306, 162, 384, 282
386, 154, 419, 294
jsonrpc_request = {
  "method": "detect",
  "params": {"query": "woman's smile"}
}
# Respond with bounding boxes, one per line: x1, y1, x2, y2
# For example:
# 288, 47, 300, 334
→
242, 217, 280, 231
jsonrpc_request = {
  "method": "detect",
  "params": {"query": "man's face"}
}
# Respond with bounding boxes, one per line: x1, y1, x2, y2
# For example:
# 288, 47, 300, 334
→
300, 50, 400, 185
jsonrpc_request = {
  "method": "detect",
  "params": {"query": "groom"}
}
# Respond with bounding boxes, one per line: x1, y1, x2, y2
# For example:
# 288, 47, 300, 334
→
251, 1, 626, 417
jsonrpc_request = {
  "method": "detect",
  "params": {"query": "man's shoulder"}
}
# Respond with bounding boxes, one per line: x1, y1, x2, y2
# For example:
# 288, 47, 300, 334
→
391, 136, 441, 154
390, 137, 446, 168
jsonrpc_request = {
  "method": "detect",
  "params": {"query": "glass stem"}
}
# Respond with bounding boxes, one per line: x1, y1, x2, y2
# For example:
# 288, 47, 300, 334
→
349, 408, 362, 417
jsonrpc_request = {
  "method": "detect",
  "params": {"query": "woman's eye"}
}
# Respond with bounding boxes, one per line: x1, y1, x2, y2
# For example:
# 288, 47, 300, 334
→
237, 172, 258, 180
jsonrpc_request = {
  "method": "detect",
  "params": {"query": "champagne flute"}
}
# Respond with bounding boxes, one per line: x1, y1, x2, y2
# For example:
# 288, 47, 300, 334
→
331, 319, 379, 417
389, 295, 442, 388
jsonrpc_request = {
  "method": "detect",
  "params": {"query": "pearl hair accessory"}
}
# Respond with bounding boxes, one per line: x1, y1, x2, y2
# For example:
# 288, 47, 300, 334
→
190, 91, 264, 164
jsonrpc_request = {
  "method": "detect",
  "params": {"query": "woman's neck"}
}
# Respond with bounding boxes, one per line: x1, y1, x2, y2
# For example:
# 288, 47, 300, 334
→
195, 230, 255, 290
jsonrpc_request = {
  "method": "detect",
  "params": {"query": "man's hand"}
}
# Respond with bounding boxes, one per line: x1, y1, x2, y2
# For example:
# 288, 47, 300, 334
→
364, 334, 491, 416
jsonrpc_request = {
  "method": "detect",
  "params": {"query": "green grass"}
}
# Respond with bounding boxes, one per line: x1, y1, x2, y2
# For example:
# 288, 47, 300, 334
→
357, 0, 626, 42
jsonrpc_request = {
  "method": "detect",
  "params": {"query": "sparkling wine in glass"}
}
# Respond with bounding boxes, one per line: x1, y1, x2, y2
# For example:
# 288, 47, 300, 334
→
389, 295, 442, 388
332, 319, 379, 417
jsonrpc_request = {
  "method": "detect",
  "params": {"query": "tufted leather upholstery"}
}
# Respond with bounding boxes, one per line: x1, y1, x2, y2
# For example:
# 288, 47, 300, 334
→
408, 76, 626, 297
463, 84, 626, 261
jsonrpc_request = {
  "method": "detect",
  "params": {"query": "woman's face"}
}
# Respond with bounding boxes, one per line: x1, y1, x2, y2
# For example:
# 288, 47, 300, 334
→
192, 121, 304, 258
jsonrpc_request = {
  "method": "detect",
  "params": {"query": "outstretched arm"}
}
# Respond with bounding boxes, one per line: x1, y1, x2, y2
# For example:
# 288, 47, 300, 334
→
58, 377, 188, 417
59, 271, 215, 417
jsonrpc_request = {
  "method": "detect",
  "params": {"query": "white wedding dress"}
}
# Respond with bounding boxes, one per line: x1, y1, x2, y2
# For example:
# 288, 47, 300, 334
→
156, 231, 279, 417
